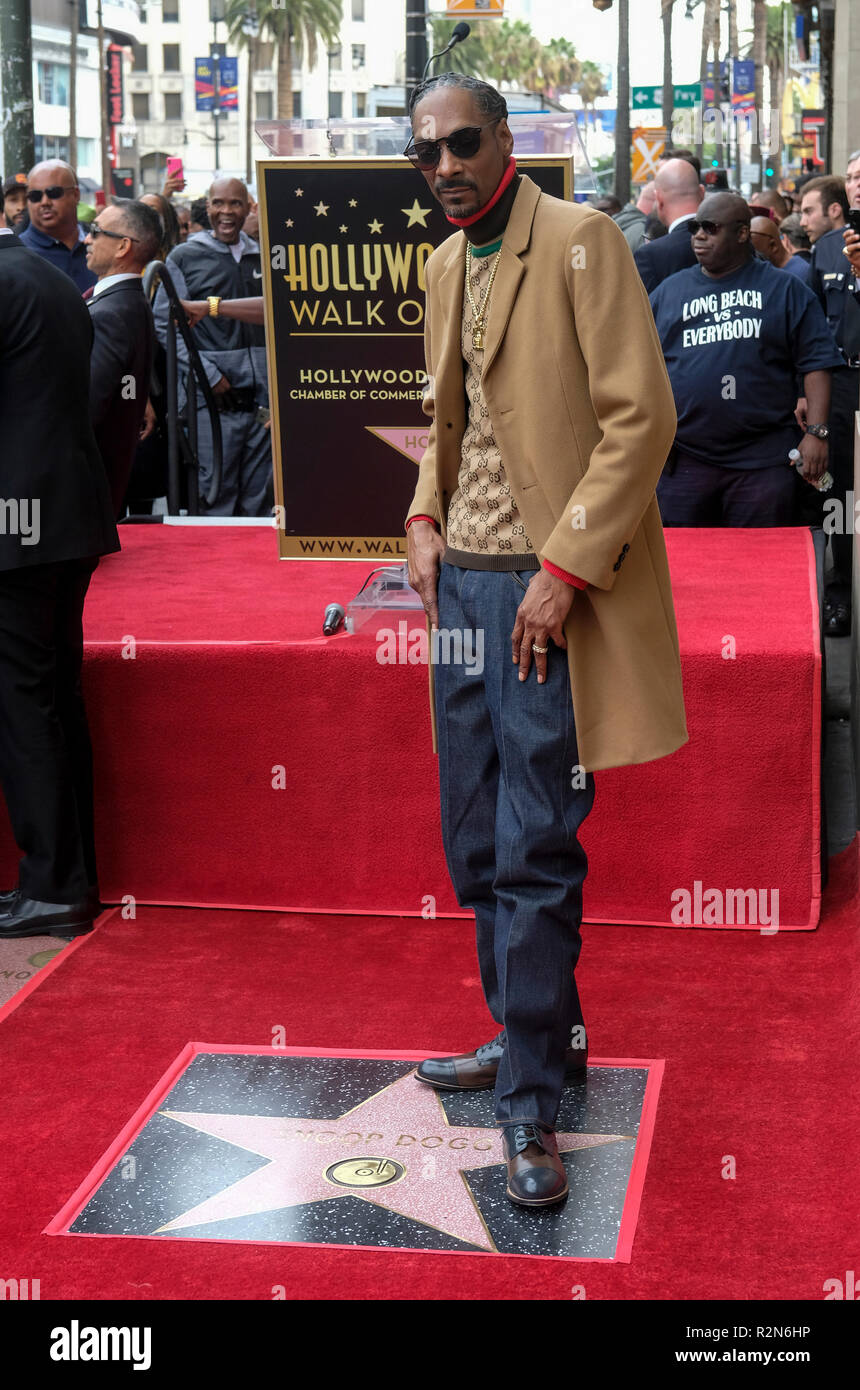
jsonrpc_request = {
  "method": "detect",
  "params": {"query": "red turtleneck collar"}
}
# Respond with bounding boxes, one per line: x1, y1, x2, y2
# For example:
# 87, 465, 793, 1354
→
443, 156, 518, 228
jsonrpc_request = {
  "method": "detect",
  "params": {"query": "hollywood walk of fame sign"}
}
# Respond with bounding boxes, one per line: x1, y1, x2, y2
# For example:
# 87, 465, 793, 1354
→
255, 157, 572, 560
47, 1045, 663, 1261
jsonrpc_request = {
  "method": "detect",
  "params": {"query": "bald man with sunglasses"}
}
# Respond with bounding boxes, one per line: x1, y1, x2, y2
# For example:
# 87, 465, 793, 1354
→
20, 161, 96, 294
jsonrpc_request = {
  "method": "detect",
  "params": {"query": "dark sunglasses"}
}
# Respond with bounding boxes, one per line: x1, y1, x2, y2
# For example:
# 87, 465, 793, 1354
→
689, 218, 744, 236
89, 223, 139, 242
26, 184, 76, 202
404, 118, 502, 170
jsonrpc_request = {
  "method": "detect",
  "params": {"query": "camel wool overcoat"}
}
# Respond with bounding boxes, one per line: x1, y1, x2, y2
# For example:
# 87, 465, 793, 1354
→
407, 174, 689, 773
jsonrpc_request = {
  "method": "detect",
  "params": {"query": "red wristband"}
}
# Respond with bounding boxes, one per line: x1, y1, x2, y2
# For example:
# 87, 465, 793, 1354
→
543, 559, 588, 589
405, 515, 439, 532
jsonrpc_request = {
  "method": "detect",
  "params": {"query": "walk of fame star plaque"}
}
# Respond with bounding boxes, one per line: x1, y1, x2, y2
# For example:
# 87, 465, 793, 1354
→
47, 1045, 664, 1261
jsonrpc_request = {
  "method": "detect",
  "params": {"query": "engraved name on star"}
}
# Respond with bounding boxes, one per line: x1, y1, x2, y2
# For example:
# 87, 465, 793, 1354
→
153, 1071, 628, 1252
401, 198, 432, 228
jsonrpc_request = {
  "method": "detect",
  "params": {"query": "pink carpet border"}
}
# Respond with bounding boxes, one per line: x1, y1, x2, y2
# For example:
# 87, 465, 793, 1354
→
45, 1042, 664, 1264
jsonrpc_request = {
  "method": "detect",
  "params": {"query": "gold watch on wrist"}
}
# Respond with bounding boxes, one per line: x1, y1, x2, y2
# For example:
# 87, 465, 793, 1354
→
207, 295, 221, 318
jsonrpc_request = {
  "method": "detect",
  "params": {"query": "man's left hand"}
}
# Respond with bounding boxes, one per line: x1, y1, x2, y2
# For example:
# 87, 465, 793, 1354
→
796, 432, 829, 484
511, 570, 575, 685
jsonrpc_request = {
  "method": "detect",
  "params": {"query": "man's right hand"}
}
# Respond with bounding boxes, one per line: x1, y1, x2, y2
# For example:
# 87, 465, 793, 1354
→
212, 375, 232, 396
407, 519, 446, 629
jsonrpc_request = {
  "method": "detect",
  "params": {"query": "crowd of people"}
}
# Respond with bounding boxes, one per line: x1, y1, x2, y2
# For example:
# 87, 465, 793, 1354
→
597, 147, 860, 638
1, 71, 855, 1211
0, 135, 858, 949
1, 160, 270, 521
0, 160, 270, 942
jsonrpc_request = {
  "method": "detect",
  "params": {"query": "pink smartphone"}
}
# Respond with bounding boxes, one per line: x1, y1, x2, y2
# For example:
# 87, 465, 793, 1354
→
166, 156, 185, 187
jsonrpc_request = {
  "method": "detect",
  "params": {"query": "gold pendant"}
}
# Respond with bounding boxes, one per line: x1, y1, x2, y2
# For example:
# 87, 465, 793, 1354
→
472, 327, 484, 350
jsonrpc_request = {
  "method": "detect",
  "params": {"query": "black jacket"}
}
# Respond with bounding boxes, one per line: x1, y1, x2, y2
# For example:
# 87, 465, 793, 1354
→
634, 215, 698, 295
807, 225, 860, 363
0, 234, 119, 572
88, 277, 156, 514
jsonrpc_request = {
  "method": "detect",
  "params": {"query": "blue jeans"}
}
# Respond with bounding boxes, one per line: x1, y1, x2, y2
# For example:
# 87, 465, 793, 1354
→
434, 562, 596, 1130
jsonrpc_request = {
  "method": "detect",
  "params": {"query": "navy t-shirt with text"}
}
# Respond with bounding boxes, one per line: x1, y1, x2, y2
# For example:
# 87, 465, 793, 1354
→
649, 256, 841, 469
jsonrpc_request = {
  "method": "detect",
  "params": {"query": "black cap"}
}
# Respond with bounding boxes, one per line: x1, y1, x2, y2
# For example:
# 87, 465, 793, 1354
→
2, 175, 26, 198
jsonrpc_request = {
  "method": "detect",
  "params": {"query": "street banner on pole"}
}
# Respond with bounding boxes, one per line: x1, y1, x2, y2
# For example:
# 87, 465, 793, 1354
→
195, 57, 215, 112
218, 56, 239, 110
631, 126, 666, 184
732, 58, 755, 111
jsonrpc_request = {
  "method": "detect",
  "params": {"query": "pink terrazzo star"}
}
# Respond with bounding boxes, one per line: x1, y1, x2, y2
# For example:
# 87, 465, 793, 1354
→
157, 1071, 628, 1250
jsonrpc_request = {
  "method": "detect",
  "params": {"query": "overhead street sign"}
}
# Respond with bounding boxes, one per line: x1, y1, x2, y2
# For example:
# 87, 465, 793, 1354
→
631, 83, 701, 110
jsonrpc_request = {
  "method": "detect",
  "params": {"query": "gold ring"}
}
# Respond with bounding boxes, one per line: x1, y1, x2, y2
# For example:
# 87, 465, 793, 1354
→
532, 643, 549, 654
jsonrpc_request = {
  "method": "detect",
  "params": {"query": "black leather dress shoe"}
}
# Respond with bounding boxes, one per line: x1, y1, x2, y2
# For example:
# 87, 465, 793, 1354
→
824, 600, 851, 637
503, 1124, 569, 1207
0, 892, 95, 938
0, 885, 101, 911
415, 1029, 588, 1091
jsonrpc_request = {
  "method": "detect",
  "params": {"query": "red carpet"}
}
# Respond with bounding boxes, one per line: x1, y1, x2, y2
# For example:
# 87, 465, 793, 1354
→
0, 525, 821, 928
0, 838, 856, 1299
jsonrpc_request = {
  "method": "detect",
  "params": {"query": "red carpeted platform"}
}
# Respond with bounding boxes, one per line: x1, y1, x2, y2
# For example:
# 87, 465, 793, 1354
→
0, 838, 856, 1299
0, 525, 822, 928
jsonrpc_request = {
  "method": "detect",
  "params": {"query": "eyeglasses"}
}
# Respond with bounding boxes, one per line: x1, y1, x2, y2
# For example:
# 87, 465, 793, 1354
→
26, 185, 76, 203
404, 119, 502, 171
89, 223, 139, 242
688, 218, 744, 236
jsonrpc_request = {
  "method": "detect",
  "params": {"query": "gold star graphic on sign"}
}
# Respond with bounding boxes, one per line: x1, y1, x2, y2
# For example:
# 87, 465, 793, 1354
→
314, 201, 330, 217
295, 188, 304, 197
368, 218, 383, 234
401, 198, 432, 228
285, 218, 294, 228
339, 224, 348, 233
348, 198, 358, 208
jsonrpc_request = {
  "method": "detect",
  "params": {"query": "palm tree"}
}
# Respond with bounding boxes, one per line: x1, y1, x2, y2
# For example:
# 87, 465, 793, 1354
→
427, 15, 489, 79
614, 0, 630, 205
578, 60, 607, 115
537, 37, 581, 104
245, 0, 342, 124
661, 0, 675, 138
749, 0, 768, 191
698, 0, 722, 163
225, 0, 263, 182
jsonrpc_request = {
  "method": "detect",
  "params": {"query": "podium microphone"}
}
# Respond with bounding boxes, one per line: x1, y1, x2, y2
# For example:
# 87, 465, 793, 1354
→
422, 22, 471, 81
323, 603, 346, 636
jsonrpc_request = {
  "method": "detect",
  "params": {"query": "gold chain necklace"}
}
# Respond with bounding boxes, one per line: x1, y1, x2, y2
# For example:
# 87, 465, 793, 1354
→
465, 243, 503, 351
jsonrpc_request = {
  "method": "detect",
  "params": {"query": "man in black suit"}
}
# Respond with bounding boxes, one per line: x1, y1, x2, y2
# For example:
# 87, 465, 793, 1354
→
634, 158, 704, 293
800, 175, 858, 636
84, 199, 161, 514
0, 186, 119, 938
